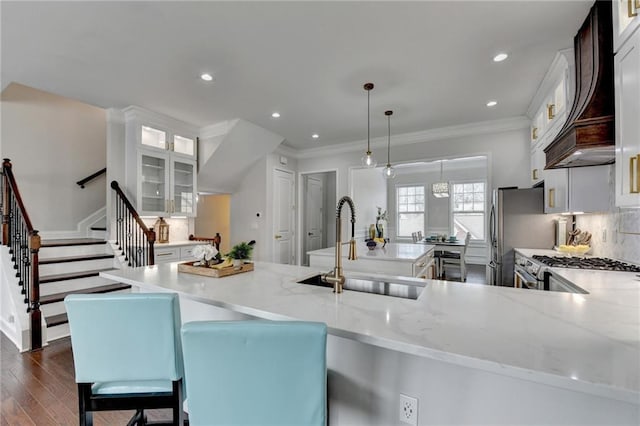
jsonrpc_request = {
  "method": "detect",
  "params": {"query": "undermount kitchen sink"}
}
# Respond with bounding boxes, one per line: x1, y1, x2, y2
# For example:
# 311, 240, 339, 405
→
297, 274, 424, 300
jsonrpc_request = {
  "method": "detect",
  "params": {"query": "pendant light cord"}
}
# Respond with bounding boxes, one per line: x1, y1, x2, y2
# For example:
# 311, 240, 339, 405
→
386, 112, 391, 166
367, 89, 371, 153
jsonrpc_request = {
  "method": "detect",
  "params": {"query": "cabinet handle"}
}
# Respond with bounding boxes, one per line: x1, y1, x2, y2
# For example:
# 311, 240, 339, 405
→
532, 169, 539, 180
548, 188, 555, 208
157, 252, 174, 257
532, 127, 538, 140
629, 0, 637, 17
547, 103, 555, 120
630, 154, 640, 194
275, 235, 282, 239
171, 200, 175, 213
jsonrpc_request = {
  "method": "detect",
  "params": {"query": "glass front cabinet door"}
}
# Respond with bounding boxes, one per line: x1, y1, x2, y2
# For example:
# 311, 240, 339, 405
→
171, 159, 197, 216
137, 152, 197, 217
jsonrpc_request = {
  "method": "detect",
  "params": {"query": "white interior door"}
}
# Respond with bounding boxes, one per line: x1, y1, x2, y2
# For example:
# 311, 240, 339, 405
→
273, 169, 295, 264
305, 176, 324, 256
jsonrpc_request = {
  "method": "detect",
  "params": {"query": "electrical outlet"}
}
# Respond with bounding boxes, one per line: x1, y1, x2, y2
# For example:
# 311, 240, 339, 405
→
399, 393, 418, 426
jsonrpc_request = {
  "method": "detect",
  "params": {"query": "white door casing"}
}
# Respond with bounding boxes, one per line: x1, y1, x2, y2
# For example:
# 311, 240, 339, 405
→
305, 176, 324, 259
273, 169, 295, 264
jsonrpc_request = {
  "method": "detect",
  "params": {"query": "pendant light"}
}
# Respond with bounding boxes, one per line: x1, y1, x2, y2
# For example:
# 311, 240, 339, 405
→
382, 110, 395, 179
432, 160, 449, 198
361, 83, 377, 168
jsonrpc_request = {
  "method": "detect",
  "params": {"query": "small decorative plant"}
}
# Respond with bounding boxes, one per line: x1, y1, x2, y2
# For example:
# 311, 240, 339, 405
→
227, 241, 255, 261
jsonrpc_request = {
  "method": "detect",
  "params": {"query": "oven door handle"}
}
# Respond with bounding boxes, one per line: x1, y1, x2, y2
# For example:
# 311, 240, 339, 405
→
514, 266, 538, 289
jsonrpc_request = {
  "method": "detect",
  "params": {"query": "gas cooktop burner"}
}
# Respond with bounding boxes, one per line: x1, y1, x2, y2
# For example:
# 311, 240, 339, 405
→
532, 255, 640, 272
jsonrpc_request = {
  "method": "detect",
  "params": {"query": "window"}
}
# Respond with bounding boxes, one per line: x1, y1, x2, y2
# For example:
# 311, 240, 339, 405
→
396, 185, 425, 237
452, 181, 485, 240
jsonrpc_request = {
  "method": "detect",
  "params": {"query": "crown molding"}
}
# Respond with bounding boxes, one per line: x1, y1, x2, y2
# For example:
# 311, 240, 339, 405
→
122, 105, 199, 133
106, 108, 125, 123
526, 48, 573, 119
273, 143, 298, 158
291, 116, 531, 160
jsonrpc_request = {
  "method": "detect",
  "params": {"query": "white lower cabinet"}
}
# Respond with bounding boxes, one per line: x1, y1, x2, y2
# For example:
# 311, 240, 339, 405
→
154, 243, 200, 264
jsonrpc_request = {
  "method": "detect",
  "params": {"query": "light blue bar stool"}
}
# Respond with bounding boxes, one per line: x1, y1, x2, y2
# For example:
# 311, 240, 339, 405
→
65, 293, 185, 426
181, 320, 327, 426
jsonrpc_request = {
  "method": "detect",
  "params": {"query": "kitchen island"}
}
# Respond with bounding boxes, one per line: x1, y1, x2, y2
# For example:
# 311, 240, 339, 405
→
102, 262, 640, 425
308, 242, 436, 279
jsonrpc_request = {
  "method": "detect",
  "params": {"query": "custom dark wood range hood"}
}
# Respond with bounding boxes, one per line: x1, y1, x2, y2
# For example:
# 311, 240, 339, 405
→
544, 0, 615, 169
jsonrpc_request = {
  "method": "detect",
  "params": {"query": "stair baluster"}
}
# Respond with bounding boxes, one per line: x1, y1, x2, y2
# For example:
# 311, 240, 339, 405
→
110, 181, 155, 267
1, 159, 42, 350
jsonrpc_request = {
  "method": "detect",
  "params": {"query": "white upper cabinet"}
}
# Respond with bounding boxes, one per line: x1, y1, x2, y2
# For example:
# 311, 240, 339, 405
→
613, 0, 640, 53
614, 26, 640, 208
528, 50, 574, 187
125, 106, 199, 217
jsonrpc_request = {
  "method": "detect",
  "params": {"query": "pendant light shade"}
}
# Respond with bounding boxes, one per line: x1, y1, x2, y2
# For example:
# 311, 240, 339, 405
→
361, 83, 377, 168
432, 160, 449, 198
382, 110, 395, 179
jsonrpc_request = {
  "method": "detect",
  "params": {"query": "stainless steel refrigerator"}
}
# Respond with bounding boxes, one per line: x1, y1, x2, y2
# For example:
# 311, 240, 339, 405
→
488, 187, 556, 286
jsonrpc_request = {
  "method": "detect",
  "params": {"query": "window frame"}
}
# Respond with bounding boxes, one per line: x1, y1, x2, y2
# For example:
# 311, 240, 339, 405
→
395, 184, 426, 238
449, 179, 487, 242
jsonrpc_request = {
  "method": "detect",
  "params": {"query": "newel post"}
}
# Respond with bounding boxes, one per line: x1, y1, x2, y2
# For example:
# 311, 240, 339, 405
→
29, 230, 42, 350
2, 159, 11, 246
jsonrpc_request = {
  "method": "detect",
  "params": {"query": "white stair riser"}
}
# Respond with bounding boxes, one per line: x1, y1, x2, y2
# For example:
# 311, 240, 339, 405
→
89, 230, 107, 240
40, 244, 110, 259
40, 276, 123, 297
40, 258, 116, 276
46, 323, 70, 342
41, 288, 131, 320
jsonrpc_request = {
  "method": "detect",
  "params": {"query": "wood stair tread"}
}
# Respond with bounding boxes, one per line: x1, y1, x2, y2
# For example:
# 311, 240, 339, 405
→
40, 268, 118, 283
41, 238, 106, 247
40, 253, 114, 264
45, 313, 68, 328
41, 283, 132, 305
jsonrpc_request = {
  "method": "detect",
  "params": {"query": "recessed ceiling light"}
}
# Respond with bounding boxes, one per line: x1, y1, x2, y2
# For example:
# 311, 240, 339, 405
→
486, 100, 498, 107
493, 53, 509, 62
312, 134, 319, 139
271, 112, 281, 118
200, 73, 213, 81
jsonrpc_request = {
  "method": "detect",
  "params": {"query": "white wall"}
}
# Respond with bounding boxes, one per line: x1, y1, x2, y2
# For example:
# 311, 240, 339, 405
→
1, 83, 107, 231
298, 128, 530, 211
230, 152, 298, 263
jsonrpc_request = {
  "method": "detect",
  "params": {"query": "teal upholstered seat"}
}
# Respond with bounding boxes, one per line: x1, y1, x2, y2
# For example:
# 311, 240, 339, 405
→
181, 320, 327, 426
65, 293, 184, 425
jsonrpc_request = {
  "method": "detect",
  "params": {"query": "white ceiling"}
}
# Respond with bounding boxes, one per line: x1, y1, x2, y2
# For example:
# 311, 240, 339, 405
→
1, 1, 593, 151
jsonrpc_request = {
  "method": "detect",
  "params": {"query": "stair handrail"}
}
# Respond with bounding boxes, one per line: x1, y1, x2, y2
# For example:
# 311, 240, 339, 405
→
189, 233, 222, 251
110, 181, 155, 267
76, 167, 106, 188
1, 159, 43, 350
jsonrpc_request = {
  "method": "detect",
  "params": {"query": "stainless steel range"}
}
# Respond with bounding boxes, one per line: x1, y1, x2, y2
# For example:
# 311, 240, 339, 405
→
532, 255, 640, 272
514, 252, 640, 293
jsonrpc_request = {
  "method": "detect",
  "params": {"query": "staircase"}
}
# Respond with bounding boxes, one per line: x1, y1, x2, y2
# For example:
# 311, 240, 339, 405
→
38, 238, 131, 342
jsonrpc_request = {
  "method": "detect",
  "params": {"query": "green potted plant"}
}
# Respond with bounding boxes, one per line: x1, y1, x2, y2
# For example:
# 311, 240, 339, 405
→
227, 241, 255, 266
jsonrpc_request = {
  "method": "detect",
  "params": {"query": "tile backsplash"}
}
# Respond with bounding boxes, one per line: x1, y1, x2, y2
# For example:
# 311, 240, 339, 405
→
576, 209, 640, 264
141, 217, 193, 243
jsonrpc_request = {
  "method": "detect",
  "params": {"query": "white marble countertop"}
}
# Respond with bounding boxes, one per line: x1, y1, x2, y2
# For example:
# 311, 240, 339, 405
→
307, 242, 434, 262
102, 261, 640, 404
154, 240, 203, 248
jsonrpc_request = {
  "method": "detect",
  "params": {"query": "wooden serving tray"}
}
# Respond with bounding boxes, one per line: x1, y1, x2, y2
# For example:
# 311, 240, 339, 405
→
177, 261, 254, 278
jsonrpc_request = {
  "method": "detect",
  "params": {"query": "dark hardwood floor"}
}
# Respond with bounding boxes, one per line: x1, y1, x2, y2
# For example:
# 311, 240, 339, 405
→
0, 333, 171, 425
440, 263, 487, 284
